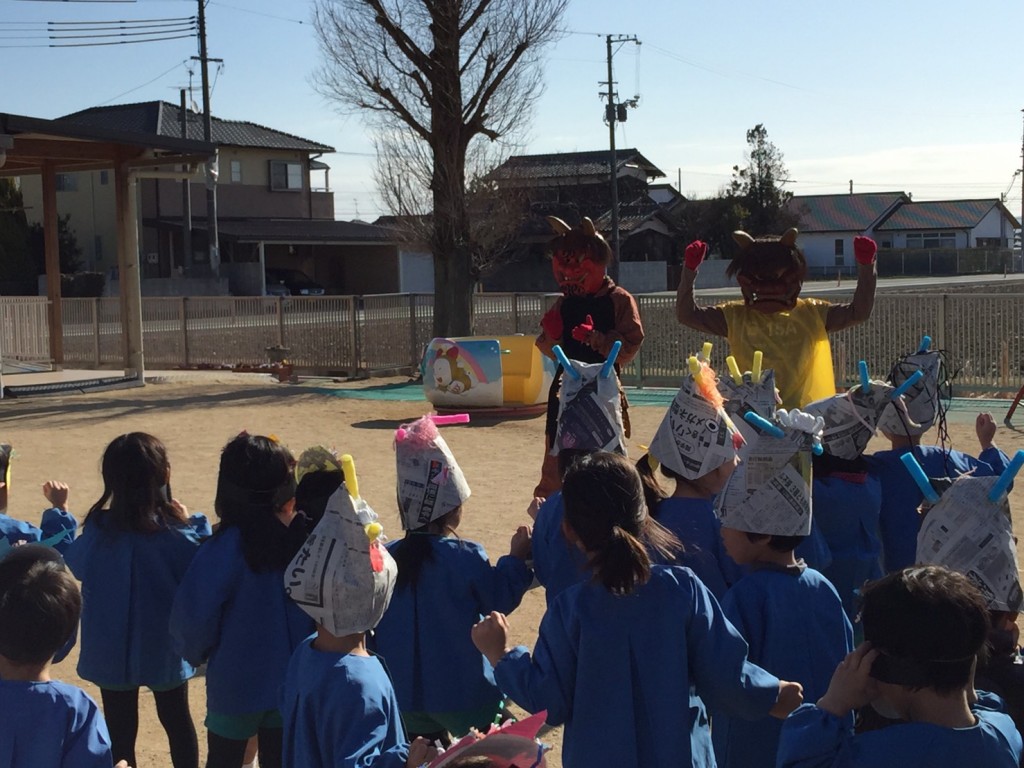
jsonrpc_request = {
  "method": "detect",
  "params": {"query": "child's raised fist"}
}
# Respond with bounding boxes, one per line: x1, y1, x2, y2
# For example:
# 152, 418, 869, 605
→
510, 525, 533, 561
471, 611, 511, 666
42, 481, 70, 511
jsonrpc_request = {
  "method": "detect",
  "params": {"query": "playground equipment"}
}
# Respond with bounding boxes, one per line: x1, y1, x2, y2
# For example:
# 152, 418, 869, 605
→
423, 335, 555, 414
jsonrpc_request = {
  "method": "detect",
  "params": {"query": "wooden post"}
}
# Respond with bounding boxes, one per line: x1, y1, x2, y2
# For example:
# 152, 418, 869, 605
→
180, 296, 190, 367
91, 297, 100, 367
41, 162, 63, 365
115, 161, 145, 380
276, 296, 285, 347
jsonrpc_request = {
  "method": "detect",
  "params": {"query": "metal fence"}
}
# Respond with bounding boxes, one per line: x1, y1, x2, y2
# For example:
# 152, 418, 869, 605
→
2, 291, 1022, 394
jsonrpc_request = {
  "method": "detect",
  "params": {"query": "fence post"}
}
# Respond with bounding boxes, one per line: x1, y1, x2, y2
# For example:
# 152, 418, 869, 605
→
512, 293, 521, 333
91, 298, 101, 367
351, 296, 363, 376
409, 293, 419, 371
276, 296, 285, 348
180, 296, 190, 368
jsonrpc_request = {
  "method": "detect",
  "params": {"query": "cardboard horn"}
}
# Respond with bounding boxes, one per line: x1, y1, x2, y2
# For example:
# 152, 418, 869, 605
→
733, 230, 755, 250
546, 216, 571, 236
580, 217, 597, 237
780, 228, 799, 247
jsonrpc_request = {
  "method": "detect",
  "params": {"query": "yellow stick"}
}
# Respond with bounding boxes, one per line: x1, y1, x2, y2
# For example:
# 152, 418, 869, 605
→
751, 350, 763, 382
341, 454, 359, 499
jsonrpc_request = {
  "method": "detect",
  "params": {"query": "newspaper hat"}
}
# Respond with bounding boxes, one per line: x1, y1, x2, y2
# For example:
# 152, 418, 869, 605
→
648, 355, 744, 480
718, 350, 779, 423
803, 363, 911, 459
430, 711, 549, 768
715, 408, 823, 536
284, 480, 398, 636
876, 337, 944, 436
295, 445, 344, 485
905, 451, 1024, 611
551, 343, 626, 456
395, 414, 472, 530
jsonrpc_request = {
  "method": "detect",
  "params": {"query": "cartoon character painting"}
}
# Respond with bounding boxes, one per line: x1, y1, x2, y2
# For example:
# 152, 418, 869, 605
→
432, 346, 474, 395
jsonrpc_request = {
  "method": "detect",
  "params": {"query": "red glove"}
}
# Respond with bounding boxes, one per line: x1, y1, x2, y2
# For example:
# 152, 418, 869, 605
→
540, 308, 563, 340
571, 314, 595, 343
684, 240, 708, 271
854, 236, 877, 265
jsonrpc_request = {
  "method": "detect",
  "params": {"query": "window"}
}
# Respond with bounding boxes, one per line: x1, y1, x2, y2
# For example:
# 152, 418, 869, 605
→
269, 160, 302, 191
55, 174, 78, 192
230, 160, 242, 184
99, 170, 109, 186
906, 232, 956, 249
834, 239, 844, 256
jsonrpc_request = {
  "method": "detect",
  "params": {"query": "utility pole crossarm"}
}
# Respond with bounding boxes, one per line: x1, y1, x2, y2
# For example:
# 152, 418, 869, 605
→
602, 34, 640, 283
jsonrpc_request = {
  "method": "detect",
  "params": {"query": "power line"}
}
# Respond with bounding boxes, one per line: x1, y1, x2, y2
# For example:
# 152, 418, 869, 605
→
95, 58, 190, 105
207, 1, 305, 25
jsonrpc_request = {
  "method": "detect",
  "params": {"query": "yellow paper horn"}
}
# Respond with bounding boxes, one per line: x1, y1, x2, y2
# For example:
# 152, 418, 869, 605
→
341, 454, 359, 499
726, 355, 742, 381
751, 350, 763, 383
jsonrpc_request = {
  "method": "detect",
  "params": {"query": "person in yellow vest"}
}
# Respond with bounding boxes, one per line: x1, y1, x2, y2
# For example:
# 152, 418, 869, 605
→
676, 229, 876, 409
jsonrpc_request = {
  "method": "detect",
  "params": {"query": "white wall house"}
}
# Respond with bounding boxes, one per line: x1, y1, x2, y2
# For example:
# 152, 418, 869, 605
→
874, 199, 1019, 249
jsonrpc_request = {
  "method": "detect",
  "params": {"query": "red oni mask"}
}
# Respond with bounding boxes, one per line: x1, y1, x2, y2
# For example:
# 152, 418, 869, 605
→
547, 216, 610, 296
728, 228, 806, 314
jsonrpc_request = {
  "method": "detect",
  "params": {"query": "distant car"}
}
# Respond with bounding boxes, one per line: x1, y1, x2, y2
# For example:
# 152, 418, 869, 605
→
265, 268, 326, 296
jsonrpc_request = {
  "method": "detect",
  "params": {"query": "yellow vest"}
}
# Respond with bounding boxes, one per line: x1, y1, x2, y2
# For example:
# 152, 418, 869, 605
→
722, 298, 835, 409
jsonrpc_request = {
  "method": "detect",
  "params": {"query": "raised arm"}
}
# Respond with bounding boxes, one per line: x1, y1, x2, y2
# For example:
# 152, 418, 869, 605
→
825, 237, 877, 332
675, 240, 728, 337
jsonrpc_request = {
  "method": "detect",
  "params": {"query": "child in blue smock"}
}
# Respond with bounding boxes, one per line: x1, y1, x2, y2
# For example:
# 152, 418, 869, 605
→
280, 465, 436, 768
0, 544, 121, 768
473, 451, 804, 768
0, 443, 77, 554
870, 412, 1010, 572
171, 433, 314, 768
639, 357, 744, 599
778, 566, 1023, 767
373, 414, 533, 745
712, 407, 854, 768
65, 433, 208, 768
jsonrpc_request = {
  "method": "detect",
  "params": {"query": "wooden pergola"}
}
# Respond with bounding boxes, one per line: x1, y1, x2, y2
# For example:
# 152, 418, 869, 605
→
0, 112, 215, 379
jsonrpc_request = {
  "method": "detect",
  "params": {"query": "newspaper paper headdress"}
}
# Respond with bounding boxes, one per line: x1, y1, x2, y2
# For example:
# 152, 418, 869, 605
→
804, 362, 922, 460
648, 349, 744, 480
551, 342, 626, 456
715, 409, 823, 536
395, 414, 472, 530
717, 349, 779, 452
295, 445, 344, 485
904, 450, 1024, 612
284, 456, 398, 636
429, 711, 550, 768
876, 336, 944, 437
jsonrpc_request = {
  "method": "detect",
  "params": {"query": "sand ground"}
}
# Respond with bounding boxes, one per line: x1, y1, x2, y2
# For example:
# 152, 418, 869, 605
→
3, 375, 1023, 767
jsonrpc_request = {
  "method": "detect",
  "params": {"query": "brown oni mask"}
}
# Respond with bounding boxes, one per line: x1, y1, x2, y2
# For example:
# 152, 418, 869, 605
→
727, 228, 807, 314
547, 216, 611, 296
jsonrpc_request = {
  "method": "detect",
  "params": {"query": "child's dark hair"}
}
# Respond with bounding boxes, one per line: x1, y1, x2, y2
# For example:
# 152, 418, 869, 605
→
743, 532, 805, 554
87, 432, 186, 532
636, 453, 702, 522
861, 565, 990, 694
295, 469, 343, 527
391, 507, 460, 590
562, 452, 680, 595
0, 545, 80, 665
812, 451, 868, 476
215, 433, 304, 573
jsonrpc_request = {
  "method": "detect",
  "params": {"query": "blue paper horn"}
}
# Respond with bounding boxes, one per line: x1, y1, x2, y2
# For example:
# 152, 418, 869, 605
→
743, 411, 785, 439
989, 450, 1024, 503
601, 340, 622, 379
890, 369, 924, 400
899, 453, 941, 504
918, 335, 932, 353
858, 360, 871, 392
552, 345, 580, 380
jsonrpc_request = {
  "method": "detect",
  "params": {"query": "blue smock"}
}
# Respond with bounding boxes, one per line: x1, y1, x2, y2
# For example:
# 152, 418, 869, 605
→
712, 564, 853, 768
64, 512, 208, 689
281, 637, 409, 768
868, 446, 1010, 572
652, 495, 741, 600
494, 564, 782, 768
777, 703, 1022, 767
0, 507, 77, 554
0, 679, 112, 767
170, 526, 314, 715
531, 491, 588, 606
372, 536, 532, 715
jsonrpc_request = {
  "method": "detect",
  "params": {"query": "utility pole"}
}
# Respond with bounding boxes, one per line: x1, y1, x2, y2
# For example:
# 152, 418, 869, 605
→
194, 0, 222, 276
180, 89, 193, 274
1019, 109, 1023, 272
601, 34, 640, 283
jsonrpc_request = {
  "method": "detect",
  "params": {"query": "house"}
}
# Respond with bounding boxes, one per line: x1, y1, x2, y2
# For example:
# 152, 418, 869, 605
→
787, 192, 909, 275
19, 101, 402, 296
482, 148, 685, 292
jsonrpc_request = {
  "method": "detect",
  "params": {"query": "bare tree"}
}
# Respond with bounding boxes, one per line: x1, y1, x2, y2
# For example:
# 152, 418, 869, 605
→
313, 0, 568, 336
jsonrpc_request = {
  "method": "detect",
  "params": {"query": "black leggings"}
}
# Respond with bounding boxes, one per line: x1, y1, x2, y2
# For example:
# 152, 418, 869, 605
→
206, 727, 282, 768
101, 683, 198, 768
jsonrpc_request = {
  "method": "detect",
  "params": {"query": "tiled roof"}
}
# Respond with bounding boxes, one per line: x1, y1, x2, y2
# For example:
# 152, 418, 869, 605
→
875, 199, 1019, 231
787, 192, 909, 232
58, 101, 334, 153
487, 148, 665, 182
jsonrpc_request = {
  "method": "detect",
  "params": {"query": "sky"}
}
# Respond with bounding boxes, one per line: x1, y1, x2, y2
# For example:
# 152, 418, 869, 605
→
3, 0, 1023, 224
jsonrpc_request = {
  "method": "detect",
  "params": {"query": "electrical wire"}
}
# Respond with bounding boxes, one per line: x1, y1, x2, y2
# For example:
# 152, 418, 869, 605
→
207, 1, 306, 25
95, 57, 190, 105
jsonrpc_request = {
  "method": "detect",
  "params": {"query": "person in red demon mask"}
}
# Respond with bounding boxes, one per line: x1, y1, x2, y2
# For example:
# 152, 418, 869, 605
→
676, 228, 876, 409
533, 216, 644, 497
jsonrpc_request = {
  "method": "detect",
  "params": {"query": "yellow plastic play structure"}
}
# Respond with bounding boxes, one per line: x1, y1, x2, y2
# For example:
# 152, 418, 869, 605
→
423, 335, 555, 413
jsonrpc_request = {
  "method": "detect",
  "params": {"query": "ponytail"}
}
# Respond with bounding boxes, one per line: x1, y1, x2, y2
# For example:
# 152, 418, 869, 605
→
591, 524, 651, 595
